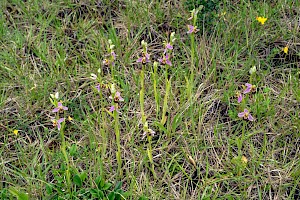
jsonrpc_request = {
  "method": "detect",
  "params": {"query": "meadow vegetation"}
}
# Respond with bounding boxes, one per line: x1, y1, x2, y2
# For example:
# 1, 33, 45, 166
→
0, 0, 299, 199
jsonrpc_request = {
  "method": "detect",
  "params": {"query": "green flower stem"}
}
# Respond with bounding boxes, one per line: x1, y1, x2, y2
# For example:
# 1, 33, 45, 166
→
99, 87, 107, 179
189, 13, 198, 96
113, 102, 122, 177
161, 65, 171, 127
110, 64, 115, 81
99, 91, 107, 155
161, 79, 171, 126
140, 66, 146, 125
190, 14, 197, 82
186, 16, 198, 133
140, 66, 156, 178
59, 125, 71, 191
238, 121, 246, 157
190, 33, 195, 82
152, 62, 160, 117
147, 134, 157, 179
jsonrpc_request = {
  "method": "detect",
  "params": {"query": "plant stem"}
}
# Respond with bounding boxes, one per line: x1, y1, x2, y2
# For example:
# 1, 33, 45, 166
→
113, 102, 122, 177
152, 62, 160, 117
190, 33, 195, 82
147, 134, 157, 179
161, 65, 171, 126
140, 66, 146, 125
140, 66, 156, 178
59, 126, 71, 192
99, 88, 107, 179
189, 15, 197, 97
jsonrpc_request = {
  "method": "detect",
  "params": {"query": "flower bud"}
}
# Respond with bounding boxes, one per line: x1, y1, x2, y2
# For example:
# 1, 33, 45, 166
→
50, 92, 59, 100
249, 66, 256, 75
109, 44, 115, 50
170, 32, 176, 43
141, 40, 146, 46
90, 73, 97, 80
110, 83, 116, 94
143, 121, 149, 129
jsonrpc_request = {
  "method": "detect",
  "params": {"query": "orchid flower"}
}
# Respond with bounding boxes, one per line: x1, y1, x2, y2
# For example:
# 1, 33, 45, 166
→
243, 83, 256, 94
95, 84, 101, 92
137, 53, 150, 64
109, 105, 122, 113
103, 58, 110, 66
137, 40, 150, 64
236, 92, 243, 103
142, 128, 155, 140
163, 43, 173, 54
111, 51, 116, 59
51, 118, 65, 130
238, 109, 254, 121
158, 54, 172, 66
142, 122, 155, 139
52, 102, 68, 113
166, 43, 173, 50
109, 91, 124, 103
102, 40, 116, 66
110, 51, 116, 66
109, 105, 115, 112
187, 25, 199, 34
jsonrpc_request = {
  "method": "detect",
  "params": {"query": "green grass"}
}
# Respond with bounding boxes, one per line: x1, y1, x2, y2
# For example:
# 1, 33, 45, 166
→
0, 0, 299, 199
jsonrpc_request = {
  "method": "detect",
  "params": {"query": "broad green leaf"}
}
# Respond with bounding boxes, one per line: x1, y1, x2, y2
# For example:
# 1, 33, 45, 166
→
73, 174, 82, 187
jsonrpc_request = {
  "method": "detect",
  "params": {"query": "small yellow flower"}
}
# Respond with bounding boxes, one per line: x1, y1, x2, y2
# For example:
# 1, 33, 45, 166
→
283, 46, 288, 54
256, 16, 267, 25
13, 130, 19, 136
241, 156, 248, 164
68, 116, 73, 121
218, 12, 227, 21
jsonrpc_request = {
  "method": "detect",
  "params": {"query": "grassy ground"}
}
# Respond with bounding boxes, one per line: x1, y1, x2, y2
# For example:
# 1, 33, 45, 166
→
0, 0, 299, 199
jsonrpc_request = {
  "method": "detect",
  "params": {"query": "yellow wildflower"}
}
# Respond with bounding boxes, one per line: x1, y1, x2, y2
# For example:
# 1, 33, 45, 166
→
13, 130, 19, 136
220, 12, 226, 16
256, 16, 267, 25
68, 116, 73, 121
241, 156, 248, 164
283, 46, 288, 54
